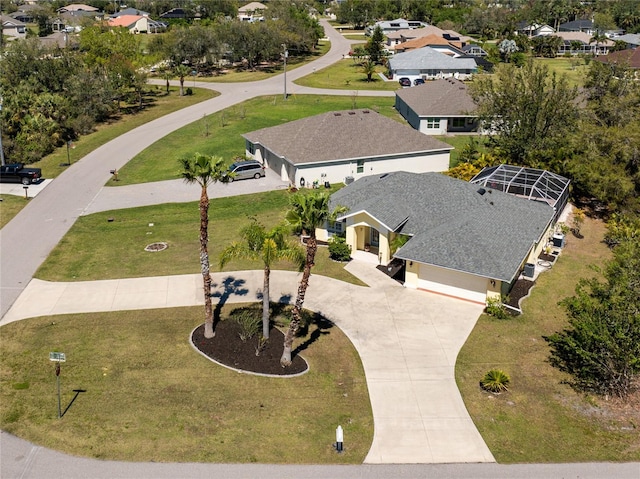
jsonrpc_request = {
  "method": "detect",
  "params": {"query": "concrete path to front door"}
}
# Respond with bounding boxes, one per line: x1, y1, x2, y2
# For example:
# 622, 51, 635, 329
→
2, 260, 492, 464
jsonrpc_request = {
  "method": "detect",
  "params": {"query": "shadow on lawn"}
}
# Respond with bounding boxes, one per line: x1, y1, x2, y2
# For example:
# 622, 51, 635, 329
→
211, 276, 249, 328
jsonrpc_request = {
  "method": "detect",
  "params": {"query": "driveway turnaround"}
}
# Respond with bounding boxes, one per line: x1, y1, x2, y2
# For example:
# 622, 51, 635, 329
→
2, 263, 491, 465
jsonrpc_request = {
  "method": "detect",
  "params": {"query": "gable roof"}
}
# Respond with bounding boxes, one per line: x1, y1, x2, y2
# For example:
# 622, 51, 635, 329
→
242, 109, 452, 166
1, 15, 26, 27
111, 8, 150, 18
396, 78, 477, 116
108, 15, 144, 28
57, 3, 98, 12
551, 31, 614, 46
617, 33, 640, 47
389, 47, 477, 71
596, 48, 640, 69
332, 172, 555, 282
239, 2, 267, 12
396, 34, 463, 52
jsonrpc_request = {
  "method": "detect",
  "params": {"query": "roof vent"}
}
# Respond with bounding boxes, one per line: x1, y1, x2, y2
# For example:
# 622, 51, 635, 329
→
333, 112, 342, 116
477, 188, 486, 195
348, 111, 356, 115
380, 173, 389, 179
363, 110, 370, 114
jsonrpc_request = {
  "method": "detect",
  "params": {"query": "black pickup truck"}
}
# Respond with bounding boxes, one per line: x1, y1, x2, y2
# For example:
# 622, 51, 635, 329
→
0, 163, 43, 185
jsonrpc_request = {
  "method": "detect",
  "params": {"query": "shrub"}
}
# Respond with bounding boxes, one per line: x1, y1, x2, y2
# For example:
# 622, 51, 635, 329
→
486, 296, 509, 320
185, 87, 193, 96
230, 307, 261, 341
328, 236, 351, 262
480, 369, 511, 392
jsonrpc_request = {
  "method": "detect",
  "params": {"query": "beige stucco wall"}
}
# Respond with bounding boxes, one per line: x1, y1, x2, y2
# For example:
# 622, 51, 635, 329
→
414, 263, 489, 304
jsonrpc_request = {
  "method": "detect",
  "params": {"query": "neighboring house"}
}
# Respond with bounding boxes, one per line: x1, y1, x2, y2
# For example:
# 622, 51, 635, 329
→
596, 48, 640, 69
39, 31, 78, 49
1, 15, 27, 40
9, 11, 34, 23
617, 33, 640, 48
386, 25, 470, 51
242, 109, 453, 186
108, 15, 164, 34
366, 18, 428, 36
57, 3, 98, 14
317, 171, 556, 304
516, 22, 555, 37
238, 2, 266, 22
559, 19, 594, 35
395, 78, 478, 135
552, 31, 614, 55
388, 47, 477, 81
159, 8, 191, 20
111, 8, 151, 18
394, 34, 464, 56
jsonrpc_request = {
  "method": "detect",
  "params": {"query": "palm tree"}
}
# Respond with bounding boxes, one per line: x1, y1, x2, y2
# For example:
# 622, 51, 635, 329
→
280, 191, 346, 367
174, 64, 191, 96
180, 153, 231, 339
361, 59, 376, 82
219, 218, 304, 339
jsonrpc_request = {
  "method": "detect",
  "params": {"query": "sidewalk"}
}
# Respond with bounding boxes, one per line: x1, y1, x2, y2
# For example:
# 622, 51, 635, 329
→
2, 263, 492, 465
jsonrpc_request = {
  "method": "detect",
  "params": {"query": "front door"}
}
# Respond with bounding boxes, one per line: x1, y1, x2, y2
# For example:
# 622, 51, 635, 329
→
370, 229, 379, 248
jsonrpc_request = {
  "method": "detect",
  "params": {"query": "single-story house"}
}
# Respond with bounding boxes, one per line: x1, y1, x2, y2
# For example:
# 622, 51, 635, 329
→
57, 3, 99, 14
111, 7, 150, 18
461, 44, 488, 57
395, 78, 478, 135
516, 22, 555, 37
365, 18, 428, 36
596, 47, 640, 69
318, 171, 556, 304
238, 2, 266, 22
552, 31, 614, 55
388, 46, 477, 81
242, 109, 453, 186
394, 34, 464, 56
559, 19, 594, 35
1, 15, 27, 40
616, 33, 640, 48
108, 15, 164, 33
386, 25, 470, 51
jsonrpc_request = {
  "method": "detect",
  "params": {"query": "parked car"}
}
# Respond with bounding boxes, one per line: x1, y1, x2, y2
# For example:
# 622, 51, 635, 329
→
228, 160, 265, 181
398, 77, 411, 87
414, 78, 425, 86
0, 163, 42, 185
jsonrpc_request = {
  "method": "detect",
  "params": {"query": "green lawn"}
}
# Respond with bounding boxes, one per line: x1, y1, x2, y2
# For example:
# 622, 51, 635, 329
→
0, 195, 31, 229
35, 189, 366, 287
533, 57, 590, 88
113, 95, 398, 185
0, 304, 373, 463
456, 217, 640, 463
436, 135, 488, 168
0, 88, 217, 228
294, 59, 399, 91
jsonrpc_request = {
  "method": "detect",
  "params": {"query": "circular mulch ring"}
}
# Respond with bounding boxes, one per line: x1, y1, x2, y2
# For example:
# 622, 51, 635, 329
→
144, 242, 168, 252
191, 321, 308, 377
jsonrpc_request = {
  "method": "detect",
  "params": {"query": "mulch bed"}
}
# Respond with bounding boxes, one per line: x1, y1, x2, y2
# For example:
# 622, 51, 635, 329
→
191, 321, 308, 376
505, 278, 536, 310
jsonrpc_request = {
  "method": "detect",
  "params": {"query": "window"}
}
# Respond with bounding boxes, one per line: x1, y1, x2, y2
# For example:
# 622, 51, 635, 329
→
426, 118, 440, 129
246, 140, 255, 155
356, 159, 364, 174
327, 220, 344, 236
452, 118, 465, 128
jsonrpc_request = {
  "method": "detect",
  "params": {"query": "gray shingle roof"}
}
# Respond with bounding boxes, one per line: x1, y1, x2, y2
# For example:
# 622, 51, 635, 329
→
396, 78, 477, 116
388, 47, 477, 71
332, 172, 555, 282
242, 109, 452, 165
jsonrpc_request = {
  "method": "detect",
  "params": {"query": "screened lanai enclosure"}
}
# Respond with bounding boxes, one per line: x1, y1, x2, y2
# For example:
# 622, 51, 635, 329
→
470, 165, 570, 223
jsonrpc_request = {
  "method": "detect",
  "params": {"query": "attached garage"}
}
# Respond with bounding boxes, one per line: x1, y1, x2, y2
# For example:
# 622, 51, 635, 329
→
416, 264, 488, 304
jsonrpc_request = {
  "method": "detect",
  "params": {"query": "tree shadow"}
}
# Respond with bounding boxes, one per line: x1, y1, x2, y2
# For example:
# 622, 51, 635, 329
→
293, 312, 334, 356
211, 276, 249, 328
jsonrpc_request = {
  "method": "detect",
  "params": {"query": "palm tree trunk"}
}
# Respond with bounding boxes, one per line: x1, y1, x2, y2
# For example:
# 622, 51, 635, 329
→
280, 237, 317, 367
179, 77, 185, 96
263, 265, 270, 339
199, 187, 214, 339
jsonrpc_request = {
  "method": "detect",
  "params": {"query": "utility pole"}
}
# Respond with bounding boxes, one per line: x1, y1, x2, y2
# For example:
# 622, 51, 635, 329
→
282, 44, 288, 100
0, 95, 5, 166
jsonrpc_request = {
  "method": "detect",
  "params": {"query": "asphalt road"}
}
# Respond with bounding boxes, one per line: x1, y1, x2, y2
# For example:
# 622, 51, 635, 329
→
1, 20, 638, 478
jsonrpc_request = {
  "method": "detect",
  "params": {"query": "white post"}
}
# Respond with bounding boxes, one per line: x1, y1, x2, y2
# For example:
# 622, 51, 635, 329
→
282, 44, 288, 100
336, 425, 344, 453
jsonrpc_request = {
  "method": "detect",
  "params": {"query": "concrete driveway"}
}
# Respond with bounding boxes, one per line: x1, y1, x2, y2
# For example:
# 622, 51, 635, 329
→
2, 261, 491, 464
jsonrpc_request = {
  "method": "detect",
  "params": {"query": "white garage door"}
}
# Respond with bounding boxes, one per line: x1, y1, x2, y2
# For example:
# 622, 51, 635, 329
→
417, 264, 488, 304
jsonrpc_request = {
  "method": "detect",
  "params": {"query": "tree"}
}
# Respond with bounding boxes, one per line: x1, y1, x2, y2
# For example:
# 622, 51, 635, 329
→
498, 38, 518, 63
365, 25, 385, 64
280, 191, 346, 367
544, 238, 640, 398
219, 219, 304, 339
174, 64, 191, 96
469, 60, 578, 167
180, 153, 231, 339
361, 59, 376, 82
